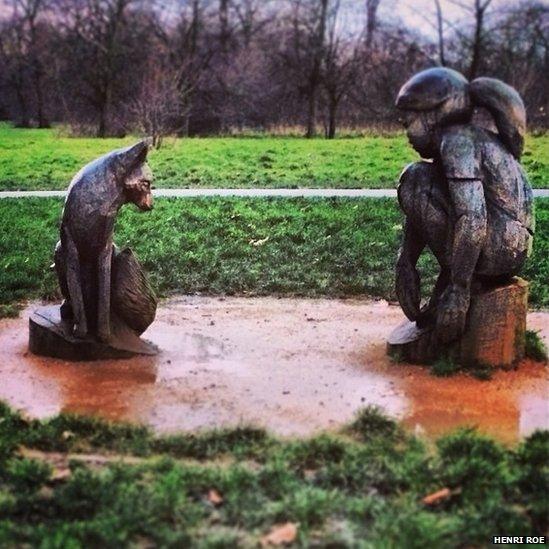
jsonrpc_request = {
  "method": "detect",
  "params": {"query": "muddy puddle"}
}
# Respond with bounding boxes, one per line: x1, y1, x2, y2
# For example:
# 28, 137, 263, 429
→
0, 297, 547, 443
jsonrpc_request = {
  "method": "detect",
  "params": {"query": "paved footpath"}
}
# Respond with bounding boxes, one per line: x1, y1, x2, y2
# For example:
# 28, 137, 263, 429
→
1, 188, 548, 199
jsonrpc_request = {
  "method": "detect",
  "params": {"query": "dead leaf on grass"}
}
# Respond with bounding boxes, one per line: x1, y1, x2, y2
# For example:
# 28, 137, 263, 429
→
18, 447, 143, 469
51, 467, 72, 482
207, 489, 224, 506
421, 487, 452, 505
37, 486, 54, 499
261, 522, 298, 546
249, 236, 269, 247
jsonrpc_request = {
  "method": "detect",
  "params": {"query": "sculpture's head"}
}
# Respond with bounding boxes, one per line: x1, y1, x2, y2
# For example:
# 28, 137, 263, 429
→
395, 67, 472, 158
396, 67, 526, 159
116, 140, 154, 211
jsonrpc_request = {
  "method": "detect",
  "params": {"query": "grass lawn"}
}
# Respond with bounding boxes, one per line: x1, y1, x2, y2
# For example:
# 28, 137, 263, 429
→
0, 401, 547, 546
1, 197, 548, 318
0, 125, 547, 190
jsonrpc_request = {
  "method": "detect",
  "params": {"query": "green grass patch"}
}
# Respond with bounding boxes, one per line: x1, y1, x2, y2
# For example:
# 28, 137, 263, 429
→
0, 401, 547, 546
1, 197, 548, 317
430, 355, 462, 378
525, 330, 548, 362
0, 125, 547, 190
430, 355, 494, 381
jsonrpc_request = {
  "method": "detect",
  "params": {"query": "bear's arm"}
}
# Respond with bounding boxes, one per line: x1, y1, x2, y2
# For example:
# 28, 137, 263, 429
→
440, 127, 486, 290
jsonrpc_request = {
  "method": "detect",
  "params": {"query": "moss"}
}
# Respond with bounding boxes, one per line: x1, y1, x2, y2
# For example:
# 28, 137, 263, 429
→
430, 354, 461, 377
525, 330, 548, 362
0, 303, 21, 319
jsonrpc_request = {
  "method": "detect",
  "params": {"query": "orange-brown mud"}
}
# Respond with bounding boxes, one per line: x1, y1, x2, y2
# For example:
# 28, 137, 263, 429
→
0, 297, 547, 444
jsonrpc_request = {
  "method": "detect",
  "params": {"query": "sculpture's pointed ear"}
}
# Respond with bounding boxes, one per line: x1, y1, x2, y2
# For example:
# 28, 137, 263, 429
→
118, 139, 151, 175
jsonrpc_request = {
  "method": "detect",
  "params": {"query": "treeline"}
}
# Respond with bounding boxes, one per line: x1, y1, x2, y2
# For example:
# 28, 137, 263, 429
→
0, 0, 547, 140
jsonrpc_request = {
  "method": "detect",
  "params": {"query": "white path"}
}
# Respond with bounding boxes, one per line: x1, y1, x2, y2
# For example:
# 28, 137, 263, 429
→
1, 188, 548, 199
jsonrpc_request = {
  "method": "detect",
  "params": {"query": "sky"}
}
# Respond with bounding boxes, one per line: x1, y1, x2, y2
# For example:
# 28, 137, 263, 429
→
390, 0, 523, 37
0, 0, 538, 40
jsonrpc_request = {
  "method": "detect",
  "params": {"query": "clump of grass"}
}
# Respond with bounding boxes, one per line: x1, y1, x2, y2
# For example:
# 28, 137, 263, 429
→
0, 401, 547, 546
17, 410, 273, 461
388, 347, 404, 363
525, 329, 548, 362
429, 353, 494, 381
152, 426, 273, 460
430, 354, 461, 377
347, 405, 401, 441
469, 362, 494, 381
0, 303, 20, 319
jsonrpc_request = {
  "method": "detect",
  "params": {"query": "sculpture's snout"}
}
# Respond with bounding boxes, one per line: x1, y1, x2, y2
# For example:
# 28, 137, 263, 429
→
139, 194, 154, 211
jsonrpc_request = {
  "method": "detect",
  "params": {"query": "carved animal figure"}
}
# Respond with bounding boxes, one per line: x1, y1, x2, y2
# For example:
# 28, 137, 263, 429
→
395, 68, 534, 343
54, 141, 156, 343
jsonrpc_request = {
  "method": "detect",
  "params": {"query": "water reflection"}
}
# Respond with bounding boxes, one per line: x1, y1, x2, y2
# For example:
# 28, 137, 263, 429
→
0, 302, 546, 443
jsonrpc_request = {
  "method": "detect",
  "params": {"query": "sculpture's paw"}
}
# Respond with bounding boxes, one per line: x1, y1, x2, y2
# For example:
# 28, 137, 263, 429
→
436, 285, 470, 343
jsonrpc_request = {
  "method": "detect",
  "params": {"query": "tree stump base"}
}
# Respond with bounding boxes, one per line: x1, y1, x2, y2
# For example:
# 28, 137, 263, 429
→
387, 277, 528, 368
29, 305, 159, 361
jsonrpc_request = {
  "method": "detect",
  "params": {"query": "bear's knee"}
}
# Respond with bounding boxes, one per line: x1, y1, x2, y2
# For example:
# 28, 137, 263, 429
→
397, 161, 438, 215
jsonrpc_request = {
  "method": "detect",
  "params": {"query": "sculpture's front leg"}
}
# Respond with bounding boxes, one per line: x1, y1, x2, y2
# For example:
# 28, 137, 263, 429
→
97, 241, 113, 343
63, 228, 88, 339
396, 219, 425, 322
436, 179, 487, 343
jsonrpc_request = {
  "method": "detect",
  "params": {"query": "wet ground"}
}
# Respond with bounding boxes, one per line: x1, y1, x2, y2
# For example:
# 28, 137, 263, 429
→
1, 296, 547, 444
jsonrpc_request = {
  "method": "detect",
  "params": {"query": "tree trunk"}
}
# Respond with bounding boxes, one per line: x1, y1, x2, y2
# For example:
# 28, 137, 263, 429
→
326, 96, 337, 139
365, 0, 381, 49
468, 0, 491, 79
15, 84, 30, 127
28, 5, 49, 128
98, 90, 109, 137
34, 70, 49, 128
434, 0, 445, 66
305, 87, 317, 138
304, 0, 329, 138
98, 109, 107, 137
219, 0, 229, 53
190, 0, 200, 55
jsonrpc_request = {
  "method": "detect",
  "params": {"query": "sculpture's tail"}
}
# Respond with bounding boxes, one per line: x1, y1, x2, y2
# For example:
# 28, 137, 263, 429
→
470, 77, 526, 159
111, 247, 157, 335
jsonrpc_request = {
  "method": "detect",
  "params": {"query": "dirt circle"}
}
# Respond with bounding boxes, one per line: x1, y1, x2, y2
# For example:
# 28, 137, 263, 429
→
1, 296, 547, 443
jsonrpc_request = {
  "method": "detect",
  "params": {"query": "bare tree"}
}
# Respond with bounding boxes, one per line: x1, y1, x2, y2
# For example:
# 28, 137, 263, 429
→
58, 0, 140, 136
468, 0, 493, 78
16, 0, 49, 126
434, 0, 446, 65
284, 0, 330, 137
484, 1, 548, 126
166, 0, 215, 134
365, 0, 381, 49
321, 0, 359, 138
233, 0, 271, 48
0, 0, 546, 133
218, 0, 231, 53
128, 62, 186, 148
0, 0, 50, 127
0, 16, 31, 126
448, 0, 494, 78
